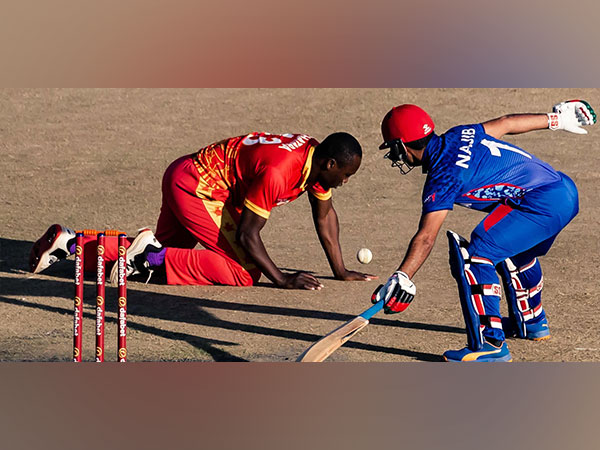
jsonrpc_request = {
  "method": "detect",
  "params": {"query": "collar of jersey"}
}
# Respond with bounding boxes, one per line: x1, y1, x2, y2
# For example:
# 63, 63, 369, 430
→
421, 133, 443, 174
299, 145, 316, 190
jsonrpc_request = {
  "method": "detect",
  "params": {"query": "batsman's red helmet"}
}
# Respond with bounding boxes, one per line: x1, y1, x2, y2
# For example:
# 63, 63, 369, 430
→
379, 104, 435, 149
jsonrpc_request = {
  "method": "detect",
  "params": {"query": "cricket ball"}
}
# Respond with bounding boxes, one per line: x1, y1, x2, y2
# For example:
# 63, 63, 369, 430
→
357, 248, 372, 264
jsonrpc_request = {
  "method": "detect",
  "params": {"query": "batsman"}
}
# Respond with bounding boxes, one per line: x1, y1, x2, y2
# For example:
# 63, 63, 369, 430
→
371, 100, 596, 362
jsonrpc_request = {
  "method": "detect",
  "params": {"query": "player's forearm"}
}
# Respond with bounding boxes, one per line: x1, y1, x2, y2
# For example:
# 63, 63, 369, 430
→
483, 114, 549, 138
397, 231, 436, 279
237, 230, 286, 286
313, 209, 346, 278
504, 114, 550, 134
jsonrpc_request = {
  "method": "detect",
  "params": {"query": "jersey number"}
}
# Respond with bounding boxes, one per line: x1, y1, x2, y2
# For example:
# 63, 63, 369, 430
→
242, 133, 294, 146
480, 139, 532, 159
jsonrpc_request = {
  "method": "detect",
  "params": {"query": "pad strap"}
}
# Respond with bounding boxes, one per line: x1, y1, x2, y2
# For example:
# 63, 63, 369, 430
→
480, 315, 503, 329
467, 256, 494, 266
512, 271, 544, 316
517, 259, 537, 273
471, 283, 502, 297
521, 301, 544, 321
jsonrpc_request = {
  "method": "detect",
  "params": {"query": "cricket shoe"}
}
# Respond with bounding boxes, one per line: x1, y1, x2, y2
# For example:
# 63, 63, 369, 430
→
443, 341, 513, 362
29, 224, 76, 273
110, 228, 163, 285
502, 316, 550, 341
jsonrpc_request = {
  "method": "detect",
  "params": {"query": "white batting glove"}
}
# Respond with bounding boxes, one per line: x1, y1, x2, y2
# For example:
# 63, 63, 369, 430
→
371, 271, 416, 314
548, 100, 597, 134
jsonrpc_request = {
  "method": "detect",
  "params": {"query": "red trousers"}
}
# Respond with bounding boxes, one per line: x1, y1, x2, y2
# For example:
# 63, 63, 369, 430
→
81, 156, 261, 286
154, 155, 261, 286
81, 155, 261, 286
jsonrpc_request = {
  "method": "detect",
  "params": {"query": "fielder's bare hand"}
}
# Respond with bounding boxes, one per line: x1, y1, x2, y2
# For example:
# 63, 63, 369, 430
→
280, 272, 324, 290
371, 271, 416, 313
335, 269, 378, 282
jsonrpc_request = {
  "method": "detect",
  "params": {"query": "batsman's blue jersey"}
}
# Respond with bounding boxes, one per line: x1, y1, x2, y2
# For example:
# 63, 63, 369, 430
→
421, 124, 561, 213
424, 124, 579, 345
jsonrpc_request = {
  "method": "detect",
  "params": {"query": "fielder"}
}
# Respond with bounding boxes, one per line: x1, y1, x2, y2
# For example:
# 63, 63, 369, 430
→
30, 132, 375, 289
371, 100, 596, 362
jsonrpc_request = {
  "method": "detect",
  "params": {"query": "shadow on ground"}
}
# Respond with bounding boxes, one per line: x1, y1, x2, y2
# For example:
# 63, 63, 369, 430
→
1, 237, 460, 361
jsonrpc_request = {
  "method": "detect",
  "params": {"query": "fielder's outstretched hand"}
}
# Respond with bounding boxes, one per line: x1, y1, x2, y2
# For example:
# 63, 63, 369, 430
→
549, 100, 597, 134
371, 271, 416, 314
281, 272, 324, 290
335, 269, 378, 282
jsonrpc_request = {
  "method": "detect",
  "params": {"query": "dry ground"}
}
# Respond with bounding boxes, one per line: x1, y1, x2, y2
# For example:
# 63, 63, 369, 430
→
1, 88, 599, 362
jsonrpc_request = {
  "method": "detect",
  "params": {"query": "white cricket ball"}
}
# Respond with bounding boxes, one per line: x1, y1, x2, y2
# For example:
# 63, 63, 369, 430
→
357, 248, 372, 264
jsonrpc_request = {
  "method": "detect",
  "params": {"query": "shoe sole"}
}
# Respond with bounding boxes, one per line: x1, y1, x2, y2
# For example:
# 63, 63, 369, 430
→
109, 228, 152, 284
504, 328, 551, 341
443, 356, 513, 362
29, 224, 63, 273
531, 334, 551, 341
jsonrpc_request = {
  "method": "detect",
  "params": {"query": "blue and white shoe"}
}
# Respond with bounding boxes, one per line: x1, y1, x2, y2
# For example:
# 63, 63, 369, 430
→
502, 316, 550, 341
443, 341, 513, 362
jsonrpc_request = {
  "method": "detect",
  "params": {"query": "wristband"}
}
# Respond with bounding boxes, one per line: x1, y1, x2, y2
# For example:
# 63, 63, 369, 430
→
547, 112, 560, 131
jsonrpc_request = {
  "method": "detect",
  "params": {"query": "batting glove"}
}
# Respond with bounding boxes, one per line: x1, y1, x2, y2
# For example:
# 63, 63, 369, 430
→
371, 271, 416, 314
548, 100, 597, 134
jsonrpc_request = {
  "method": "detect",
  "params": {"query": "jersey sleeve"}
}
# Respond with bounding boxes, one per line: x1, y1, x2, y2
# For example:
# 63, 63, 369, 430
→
307, 182, 332, 201
422, 169, 463, 213
243, 168, 287, 219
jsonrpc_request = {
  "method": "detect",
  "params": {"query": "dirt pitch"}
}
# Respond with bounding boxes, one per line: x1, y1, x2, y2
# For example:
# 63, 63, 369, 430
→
1, 88, 599, 362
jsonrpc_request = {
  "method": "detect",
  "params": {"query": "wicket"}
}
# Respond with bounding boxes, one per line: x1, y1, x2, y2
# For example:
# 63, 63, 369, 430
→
73, 230, 128, 362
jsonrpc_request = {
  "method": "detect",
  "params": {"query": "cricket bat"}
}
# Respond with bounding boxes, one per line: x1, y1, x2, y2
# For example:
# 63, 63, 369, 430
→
296, 300, 384, 362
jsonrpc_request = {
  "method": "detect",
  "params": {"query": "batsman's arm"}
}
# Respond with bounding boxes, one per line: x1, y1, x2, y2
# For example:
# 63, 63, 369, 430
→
308, 194, 375, 281
397, 209, 448, 278
483, 101, 597, 138
482, 114, 550, 139
237, 207, 323, 290
373, 210, 447, 314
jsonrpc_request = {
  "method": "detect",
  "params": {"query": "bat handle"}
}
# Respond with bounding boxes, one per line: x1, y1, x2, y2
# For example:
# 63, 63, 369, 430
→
359, 300, 384, 320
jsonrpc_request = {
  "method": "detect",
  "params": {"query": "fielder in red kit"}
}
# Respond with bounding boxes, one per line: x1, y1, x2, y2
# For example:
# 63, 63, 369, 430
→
30, 132, 376, 290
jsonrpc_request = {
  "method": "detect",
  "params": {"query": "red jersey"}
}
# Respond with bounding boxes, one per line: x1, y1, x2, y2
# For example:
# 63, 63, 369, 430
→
193, 132, 331, 219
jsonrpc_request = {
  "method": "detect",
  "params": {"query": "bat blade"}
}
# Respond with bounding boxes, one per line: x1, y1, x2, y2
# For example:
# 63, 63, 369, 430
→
296, 317, 369, 362
296, 300, 384, 362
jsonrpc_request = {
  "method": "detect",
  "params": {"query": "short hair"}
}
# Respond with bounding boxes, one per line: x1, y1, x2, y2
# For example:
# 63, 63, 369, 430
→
315, 132, 362, 166
405, 133, 434, 151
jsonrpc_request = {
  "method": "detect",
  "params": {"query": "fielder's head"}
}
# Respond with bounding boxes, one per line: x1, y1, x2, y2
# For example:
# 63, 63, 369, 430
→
314, 132, 362, 190
380, 104, 435, 174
